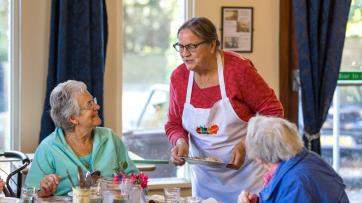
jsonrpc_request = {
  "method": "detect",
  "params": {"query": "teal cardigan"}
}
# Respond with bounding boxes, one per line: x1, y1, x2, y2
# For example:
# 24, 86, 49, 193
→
25, 127, 139, 196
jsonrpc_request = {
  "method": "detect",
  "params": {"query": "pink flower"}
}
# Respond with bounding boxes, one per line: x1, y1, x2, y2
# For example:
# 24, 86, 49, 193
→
113, 175, 120, 183
114, 172, 148, 189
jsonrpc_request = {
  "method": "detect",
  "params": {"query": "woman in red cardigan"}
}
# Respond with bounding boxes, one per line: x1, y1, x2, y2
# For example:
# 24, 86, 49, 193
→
165, 17, 284, 203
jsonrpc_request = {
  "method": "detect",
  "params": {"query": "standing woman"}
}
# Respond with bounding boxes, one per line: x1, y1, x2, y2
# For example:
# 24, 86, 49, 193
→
165, 17, 284, 203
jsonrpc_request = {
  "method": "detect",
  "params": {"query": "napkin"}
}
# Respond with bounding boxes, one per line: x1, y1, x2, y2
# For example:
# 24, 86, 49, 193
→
202, 197, 218, 203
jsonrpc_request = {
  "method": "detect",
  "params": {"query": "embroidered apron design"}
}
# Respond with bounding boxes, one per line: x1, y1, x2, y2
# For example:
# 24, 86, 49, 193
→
182, 52, 265, 203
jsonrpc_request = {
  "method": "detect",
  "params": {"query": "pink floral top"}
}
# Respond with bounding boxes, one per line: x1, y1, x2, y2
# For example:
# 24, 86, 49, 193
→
263, 163, 280, 187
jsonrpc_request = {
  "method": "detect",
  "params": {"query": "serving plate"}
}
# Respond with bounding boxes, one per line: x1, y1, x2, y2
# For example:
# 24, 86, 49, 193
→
181, 157, 227, 168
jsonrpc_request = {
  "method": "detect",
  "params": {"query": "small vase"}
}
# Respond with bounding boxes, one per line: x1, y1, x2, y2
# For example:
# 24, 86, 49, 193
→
129, 184, 146, 203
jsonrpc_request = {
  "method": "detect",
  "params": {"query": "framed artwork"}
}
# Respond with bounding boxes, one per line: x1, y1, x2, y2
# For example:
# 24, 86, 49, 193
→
221, 7, 253, 52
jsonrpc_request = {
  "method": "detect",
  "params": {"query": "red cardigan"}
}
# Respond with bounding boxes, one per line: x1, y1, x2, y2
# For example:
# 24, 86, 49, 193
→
165, 51, 284, 145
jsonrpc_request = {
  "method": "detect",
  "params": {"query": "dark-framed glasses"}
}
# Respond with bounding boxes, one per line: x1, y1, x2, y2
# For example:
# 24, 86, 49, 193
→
173, 41, 208, 52
80, 97, 97, 111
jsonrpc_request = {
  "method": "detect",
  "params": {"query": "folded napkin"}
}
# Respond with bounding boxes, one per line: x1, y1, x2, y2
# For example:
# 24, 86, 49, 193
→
202, 197, 218, 203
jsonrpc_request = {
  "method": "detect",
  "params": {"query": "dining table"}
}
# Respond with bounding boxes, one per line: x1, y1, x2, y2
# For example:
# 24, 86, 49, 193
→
19, 151, 160, 178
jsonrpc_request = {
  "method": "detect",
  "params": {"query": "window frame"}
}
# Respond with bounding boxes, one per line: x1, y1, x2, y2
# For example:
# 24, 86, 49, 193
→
10, 0, 21, 150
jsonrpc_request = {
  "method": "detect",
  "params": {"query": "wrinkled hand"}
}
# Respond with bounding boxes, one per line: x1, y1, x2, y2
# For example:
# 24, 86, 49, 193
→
171, 138, 189, 166
228, 141, 246, 169
238, 190, 259, 203
38, 174, 60, 197
0, 178, 4, 191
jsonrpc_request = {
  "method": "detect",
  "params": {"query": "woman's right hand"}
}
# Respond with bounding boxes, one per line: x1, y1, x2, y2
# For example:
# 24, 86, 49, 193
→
0, 178, 5, 191
37, 174, 60, 197
238, 190, 259, 203
171, 138, 189, 166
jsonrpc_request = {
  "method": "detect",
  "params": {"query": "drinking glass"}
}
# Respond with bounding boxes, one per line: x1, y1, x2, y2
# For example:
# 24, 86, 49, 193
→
164, 187, 180, 203
72, 187, 91, 203
21, 187, 37, 203
186, 196, 202, 203
100, 178, 129, 203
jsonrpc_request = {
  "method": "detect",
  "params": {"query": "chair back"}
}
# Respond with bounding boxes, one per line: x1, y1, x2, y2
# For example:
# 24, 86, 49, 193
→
0, 151, 30, 198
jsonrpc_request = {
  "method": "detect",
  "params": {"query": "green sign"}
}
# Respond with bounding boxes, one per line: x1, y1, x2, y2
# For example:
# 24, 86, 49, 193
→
338, 72, 362, 80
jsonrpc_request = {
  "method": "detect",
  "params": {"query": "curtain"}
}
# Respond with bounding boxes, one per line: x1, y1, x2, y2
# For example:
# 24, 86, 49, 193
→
39, 0, 108, 142
292, 0, 351, 153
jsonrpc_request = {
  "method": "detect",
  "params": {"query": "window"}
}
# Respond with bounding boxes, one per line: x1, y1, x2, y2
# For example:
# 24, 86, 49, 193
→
0, 0, 12, 151
122, 0, 185, 178
0, 0, 19, 183
318, 0, 362, 200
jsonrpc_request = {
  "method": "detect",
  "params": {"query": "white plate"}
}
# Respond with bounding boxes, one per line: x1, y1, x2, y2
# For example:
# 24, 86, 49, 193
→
182, 157, 227, 168
0, 197, 21, 203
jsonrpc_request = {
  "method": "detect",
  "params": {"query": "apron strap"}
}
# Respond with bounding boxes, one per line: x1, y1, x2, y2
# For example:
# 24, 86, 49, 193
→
217, 52, 227, 99
186, 71, 194, 104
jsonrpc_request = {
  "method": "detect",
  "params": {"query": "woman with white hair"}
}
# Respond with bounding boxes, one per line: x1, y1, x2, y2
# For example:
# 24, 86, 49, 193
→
239, 116, 349, 203
25, 80, 138, 197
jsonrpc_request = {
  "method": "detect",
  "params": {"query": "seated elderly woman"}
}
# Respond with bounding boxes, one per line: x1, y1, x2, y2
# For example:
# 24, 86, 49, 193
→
25, 80, 138, 197
239, 116, 349, 203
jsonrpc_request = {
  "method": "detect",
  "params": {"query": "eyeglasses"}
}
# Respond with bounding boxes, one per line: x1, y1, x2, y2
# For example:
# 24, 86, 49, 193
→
80, 97, 97, 111
173, 41, 208, 53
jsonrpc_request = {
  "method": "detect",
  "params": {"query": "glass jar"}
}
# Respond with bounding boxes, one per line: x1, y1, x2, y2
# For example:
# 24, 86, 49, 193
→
164, 187, 180, 203
21, 187, 37, 203
72, 187, 91, 203
100, 178, 129, 203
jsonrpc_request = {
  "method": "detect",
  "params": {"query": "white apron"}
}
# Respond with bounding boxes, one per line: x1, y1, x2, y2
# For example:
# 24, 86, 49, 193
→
181, 53, 265, 203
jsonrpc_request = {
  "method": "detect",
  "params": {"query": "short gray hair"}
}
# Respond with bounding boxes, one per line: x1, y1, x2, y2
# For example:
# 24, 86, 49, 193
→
50, 80, 87, 132
246, 116, 304, 163
178, 17, 220, 48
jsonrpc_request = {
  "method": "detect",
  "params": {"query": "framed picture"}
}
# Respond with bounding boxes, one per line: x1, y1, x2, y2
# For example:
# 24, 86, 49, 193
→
221, 7, 253, 52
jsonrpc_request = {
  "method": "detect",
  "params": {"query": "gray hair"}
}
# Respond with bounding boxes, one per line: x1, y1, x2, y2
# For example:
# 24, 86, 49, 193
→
50, 80, 87, 132
246, 116, 304, 163
178, 17, 220, 48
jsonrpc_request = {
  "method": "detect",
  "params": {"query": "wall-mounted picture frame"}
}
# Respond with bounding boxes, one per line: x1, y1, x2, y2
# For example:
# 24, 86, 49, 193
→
221, 7, 253, 53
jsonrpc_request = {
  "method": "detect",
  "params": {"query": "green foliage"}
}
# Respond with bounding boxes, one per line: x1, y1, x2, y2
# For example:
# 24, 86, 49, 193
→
123, 0, 177, 53
123, 0, 182, 85
339, 86, 362, 105
349, 0, 362, 23
113, 161, 128, 174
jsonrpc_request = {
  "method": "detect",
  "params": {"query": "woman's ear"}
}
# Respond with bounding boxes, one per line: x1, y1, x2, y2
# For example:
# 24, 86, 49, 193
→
255, 157, 263, 164
210, 41, 217, 54
69, 115, 79, 125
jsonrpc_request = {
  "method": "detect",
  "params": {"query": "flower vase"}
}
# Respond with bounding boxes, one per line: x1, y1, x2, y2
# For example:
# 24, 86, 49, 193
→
129, 184, 146, 203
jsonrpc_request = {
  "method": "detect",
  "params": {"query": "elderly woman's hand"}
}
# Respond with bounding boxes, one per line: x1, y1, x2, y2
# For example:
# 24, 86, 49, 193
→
0, 178, 4, 191
37, 174, 60, 197
228, 140, 246, 169
171, 138, 189, 166
238, 190, 259, 203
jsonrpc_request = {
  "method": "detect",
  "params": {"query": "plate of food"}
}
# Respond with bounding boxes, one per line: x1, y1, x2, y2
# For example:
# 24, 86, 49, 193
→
181, 156, 227, 168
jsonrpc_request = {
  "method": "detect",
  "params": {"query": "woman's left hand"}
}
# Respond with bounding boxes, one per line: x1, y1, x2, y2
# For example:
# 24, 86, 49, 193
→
228, 141, 246, 169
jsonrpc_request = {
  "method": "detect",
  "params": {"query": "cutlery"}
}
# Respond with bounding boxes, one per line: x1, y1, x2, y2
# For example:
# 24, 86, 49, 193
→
90, 170, 101, 185
66, 170, 76, 188
85, 171, 92, 187
91, 170, 101, 177
77, 166, 85, 188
